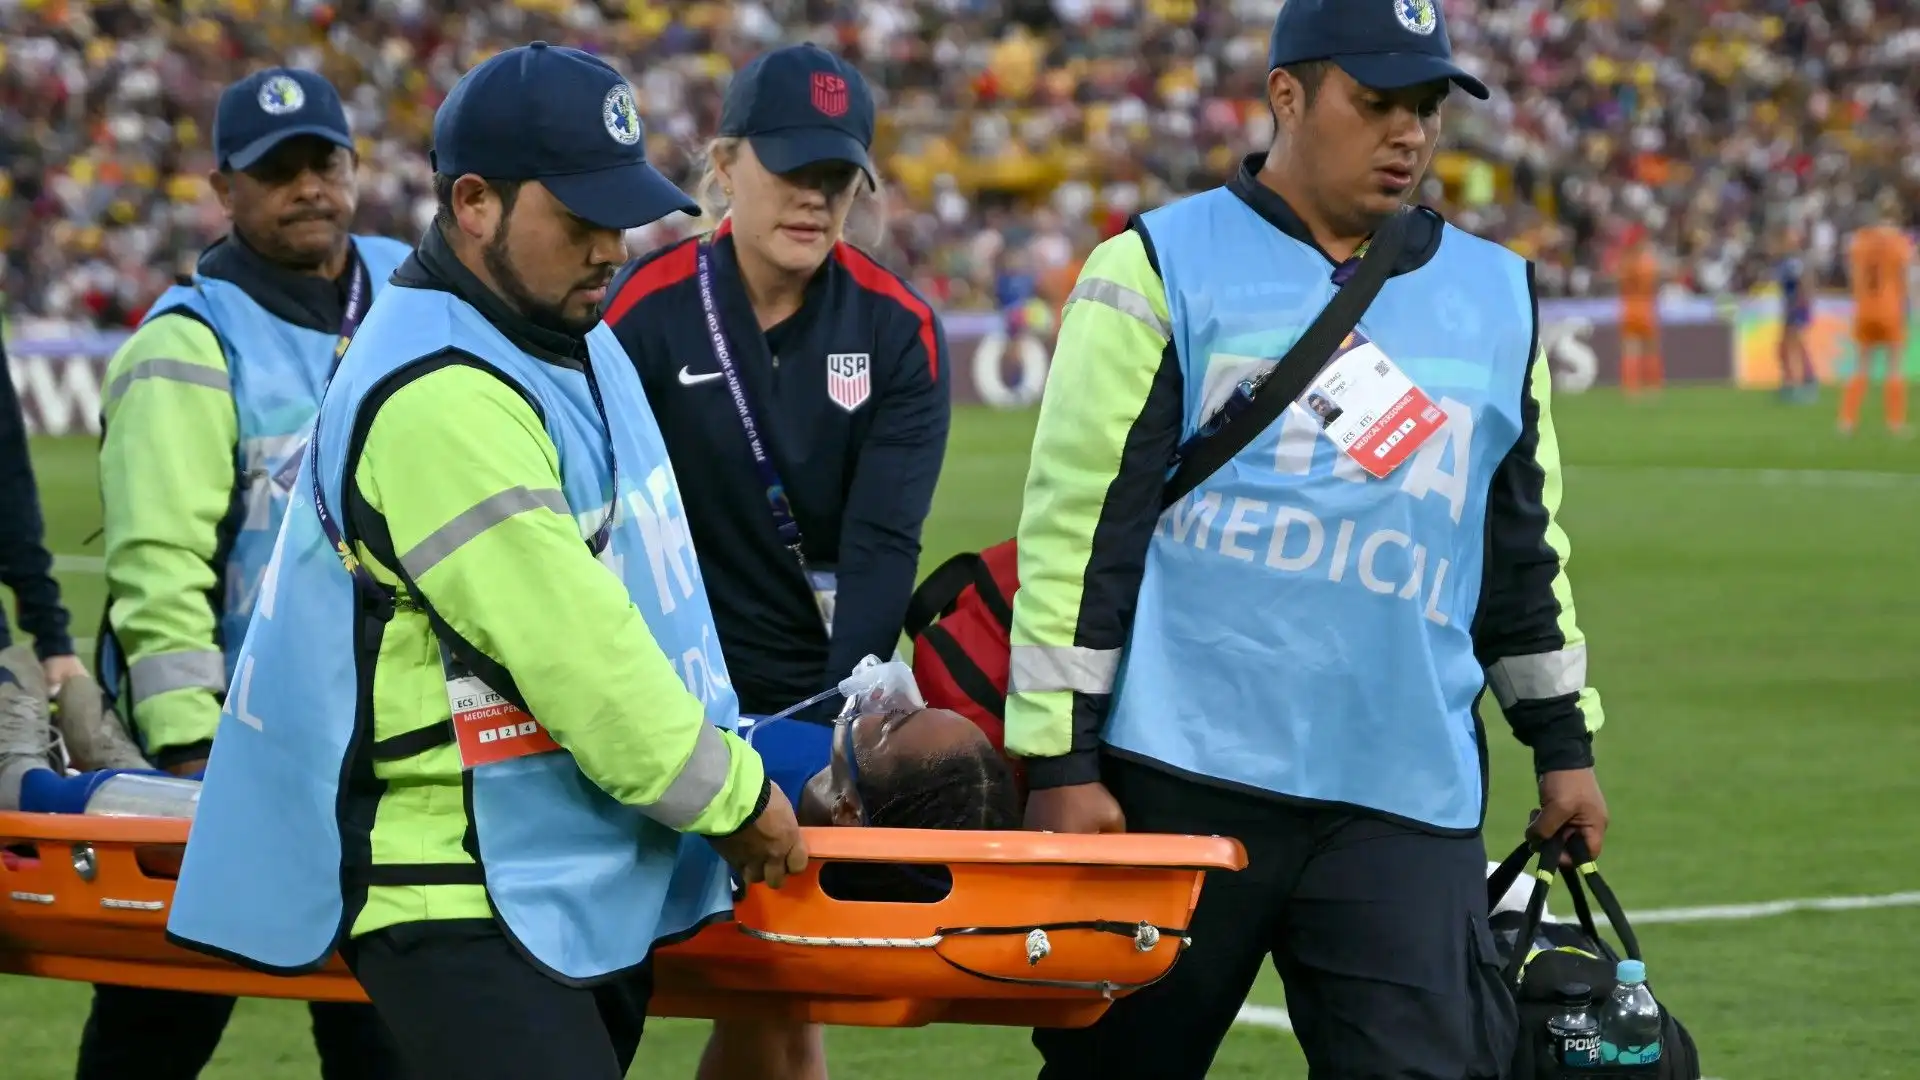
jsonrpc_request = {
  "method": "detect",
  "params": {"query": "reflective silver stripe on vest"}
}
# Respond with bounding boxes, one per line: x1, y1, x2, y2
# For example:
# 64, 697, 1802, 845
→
398, 487, 570, 580
1008, 644, 1121, 696
1485, 644, 1588, 709
129, 649, 228, 704
1064, 277, 1171, 341
645, 723, 733, 831
105, 358, 231, 409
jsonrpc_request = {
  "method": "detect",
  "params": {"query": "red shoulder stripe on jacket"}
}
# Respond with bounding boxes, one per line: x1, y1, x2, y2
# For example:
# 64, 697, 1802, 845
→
604, 240, 697, 326
831, 242, 938, 380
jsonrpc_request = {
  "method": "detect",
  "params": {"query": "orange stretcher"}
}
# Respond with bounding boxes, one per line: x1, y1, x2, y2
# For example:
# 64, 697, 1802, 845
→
0, 812, 1244, 1029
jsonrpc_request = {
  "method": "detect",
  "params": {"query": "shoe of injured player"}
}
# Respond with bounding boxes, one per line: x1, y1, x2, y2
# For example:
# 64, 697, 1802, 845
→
0, 644, 56, 812
53, 673, 150, 771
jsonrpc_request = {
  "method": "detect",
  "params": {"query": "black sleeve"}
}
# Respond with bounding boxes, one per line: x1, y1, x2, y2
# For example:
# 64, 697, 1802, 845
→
0, 338, 74, 658
1474, 285, 1599, 775
821, 307, 954, 700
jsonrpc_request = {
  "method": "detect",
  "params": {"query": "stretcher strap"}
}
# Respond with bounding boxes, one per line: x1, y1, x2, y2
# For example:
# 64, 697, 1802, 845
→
738, 919, 1191, 998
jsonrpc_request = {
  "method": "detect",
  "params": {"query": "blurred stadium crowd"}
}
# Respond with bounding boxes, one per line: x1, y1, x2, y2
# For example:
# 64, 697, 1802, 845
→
3, 0, 1917, 329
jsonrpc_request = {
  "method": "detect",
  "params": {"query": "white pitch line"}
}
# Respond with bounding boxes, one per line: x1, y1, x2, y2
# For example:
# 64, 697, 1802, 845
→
1229, 887, 1920, 1037
1607, 890, 1920, 926
52, 554, 103, 573
1236, 1003, 1292, 1031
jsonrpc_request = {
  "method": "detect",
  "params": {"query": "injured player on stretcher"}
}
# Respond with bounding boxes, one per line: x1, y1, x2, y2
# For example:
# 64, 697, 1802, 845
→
0, 644, 1021, 1080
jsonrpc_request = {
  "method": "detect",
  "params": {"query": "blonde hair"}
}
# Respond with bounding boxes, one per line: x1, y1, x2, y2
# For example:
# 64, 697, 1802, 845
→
693, 136, 889, 252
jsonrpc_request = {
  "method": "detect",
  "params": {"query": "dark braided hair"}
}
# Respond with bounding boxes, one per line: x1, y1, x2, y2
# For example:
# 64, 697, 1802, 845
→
861, 743, 1021, 831
818, 738, 1021, 904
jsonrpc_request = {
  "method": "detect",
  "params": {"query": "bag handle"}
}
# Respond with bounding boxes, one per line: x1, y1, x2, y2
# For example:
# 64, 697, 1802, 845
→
904, 551, 987, 639
1562, 833, 1642, 965
1490, 831, 1643, 990
1495, 832, 1565, 990
1161, 208, 1413, 510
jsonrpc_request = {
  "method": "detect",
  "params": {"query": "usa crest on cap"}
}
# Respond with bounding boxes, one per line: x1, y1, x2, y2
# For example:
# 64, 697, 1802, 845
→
811, 73, 849, 118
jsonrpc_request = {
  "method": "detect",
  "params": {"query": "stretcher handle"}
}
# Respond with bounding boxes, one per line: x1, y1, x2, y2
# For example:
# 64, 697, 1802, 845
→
0, 812, 189, 846
798, 828, 1247, 871
0, 815, 1251, 873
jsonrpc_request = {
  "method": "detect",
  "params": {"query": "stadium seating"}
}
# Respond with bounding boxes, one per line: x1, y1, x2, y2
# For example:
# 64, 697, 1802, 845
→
1, 0, 1915, 328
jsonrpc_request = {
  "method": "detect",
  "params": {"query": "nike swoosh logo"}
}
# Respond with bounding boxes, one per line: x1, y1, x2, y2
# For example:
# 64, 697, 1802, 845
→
678, 367, 724, 386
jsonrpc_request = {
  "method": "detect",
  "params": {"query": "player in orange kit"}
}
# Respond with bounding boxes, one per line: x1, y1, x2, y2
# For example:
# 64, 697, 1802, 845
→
1839, 193, 1914, 436
1619, 230, 1662, 395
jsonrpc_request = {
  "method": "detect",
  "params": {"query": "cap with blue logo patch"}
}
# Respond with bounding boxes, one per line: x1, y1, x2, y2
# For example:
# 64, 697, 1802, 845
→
719, 44, 876, 183
1269, 0, 1490, 101
214, 68, 355, 172
431, 41, 697, 231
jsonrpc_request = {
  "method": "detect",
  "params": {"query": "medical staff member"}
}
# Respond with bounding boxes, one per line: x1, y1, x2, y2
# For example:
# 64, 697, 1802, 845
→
0, 330, 85, 779
86, 66, 410, 1080
601, 45, 949, 1078
2, 332, 144, 805
1006, 2, 1609, 1078
605, 43, 949, 735
0, 334, 85, 697
165, 43, 804, 1080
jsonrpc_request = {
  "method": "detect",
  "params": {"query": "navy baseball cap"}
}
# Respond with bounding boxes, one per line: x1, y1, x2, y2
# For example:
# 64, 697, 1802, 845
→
1269, 0, 1490, 101
214, 68, 355, 172
432, 42, 697, 231
719, 44, 875, 183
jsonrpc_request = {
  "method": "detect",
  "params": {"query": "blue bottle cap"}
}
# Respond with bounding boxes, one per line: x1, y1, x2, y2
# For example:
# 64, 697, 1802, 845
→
1616, 959, 1647, 983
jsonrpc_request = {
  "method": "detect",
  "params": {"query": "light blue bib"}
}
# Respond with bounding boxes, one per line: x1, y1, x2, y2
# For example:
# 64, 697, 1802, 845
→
168, 278, 739, 983
1107, 192, 1537, 830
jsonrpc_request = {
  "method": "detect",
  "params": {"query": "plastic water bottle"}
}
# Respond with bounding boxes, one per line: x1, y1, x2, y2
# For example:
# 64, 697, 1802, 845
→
82, 774, 201, 820
1599, 959, 1663, 1065
1546, 982, 1602, 1069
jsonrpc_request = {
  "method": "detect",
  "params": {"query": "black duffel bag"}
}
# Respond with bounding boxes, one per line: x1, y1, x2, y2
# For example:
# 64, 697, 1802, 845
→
1486, 832, 1703, 1080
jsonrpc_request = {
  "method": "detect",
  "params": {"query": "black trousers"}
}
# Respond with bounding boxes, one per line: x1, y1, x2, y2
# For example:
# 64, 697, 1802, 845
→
1033, 755, 1518, 1080
342, 920, 654, 1080
75, 984, 403, 1080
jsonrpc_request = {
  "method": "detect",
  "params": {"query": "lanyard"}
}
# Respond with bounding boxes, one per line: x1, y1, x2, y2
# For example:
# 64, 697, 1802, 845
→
695, 241, 831, 630
269, 246, 369, 493
334, 247, 372, 366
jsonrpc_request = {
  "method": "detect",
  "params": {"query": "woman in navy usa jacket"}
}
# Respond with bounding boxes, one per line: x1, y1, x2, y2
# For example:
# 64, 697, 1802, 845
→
602, 43, 952, 1080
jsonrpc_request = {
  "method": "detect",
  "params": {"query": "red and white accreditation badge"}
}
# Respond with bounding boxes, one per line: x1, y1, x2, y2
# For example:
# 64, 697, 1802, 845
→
441, 640, 560, 769
1300, 332, 1449, 479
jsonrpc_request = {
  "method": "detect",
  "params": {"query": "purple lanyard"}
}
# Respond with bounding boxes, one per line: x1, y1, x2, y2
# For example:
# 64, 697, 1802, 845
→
307, 273, 617, 597
334, 249, 372, 368
271, 251, 370, 495
696, 242, 826, 608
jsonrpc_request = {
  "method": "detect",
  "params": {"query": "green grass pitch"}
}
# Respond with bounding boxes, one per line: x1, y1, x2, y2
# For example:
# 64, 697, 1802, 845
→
4, 386, 1918, 1078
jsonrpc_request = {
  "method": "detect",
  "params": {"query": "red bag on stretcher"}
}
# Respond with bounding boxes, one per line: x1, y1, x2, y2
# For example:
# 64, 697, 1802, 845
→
901, 540, 1023, 788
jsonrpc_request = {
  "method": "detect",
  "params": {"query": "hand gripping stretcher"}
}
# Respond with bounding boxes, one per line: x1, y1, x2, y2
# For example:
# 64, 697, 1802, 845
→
0, 812, 1245, 1029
